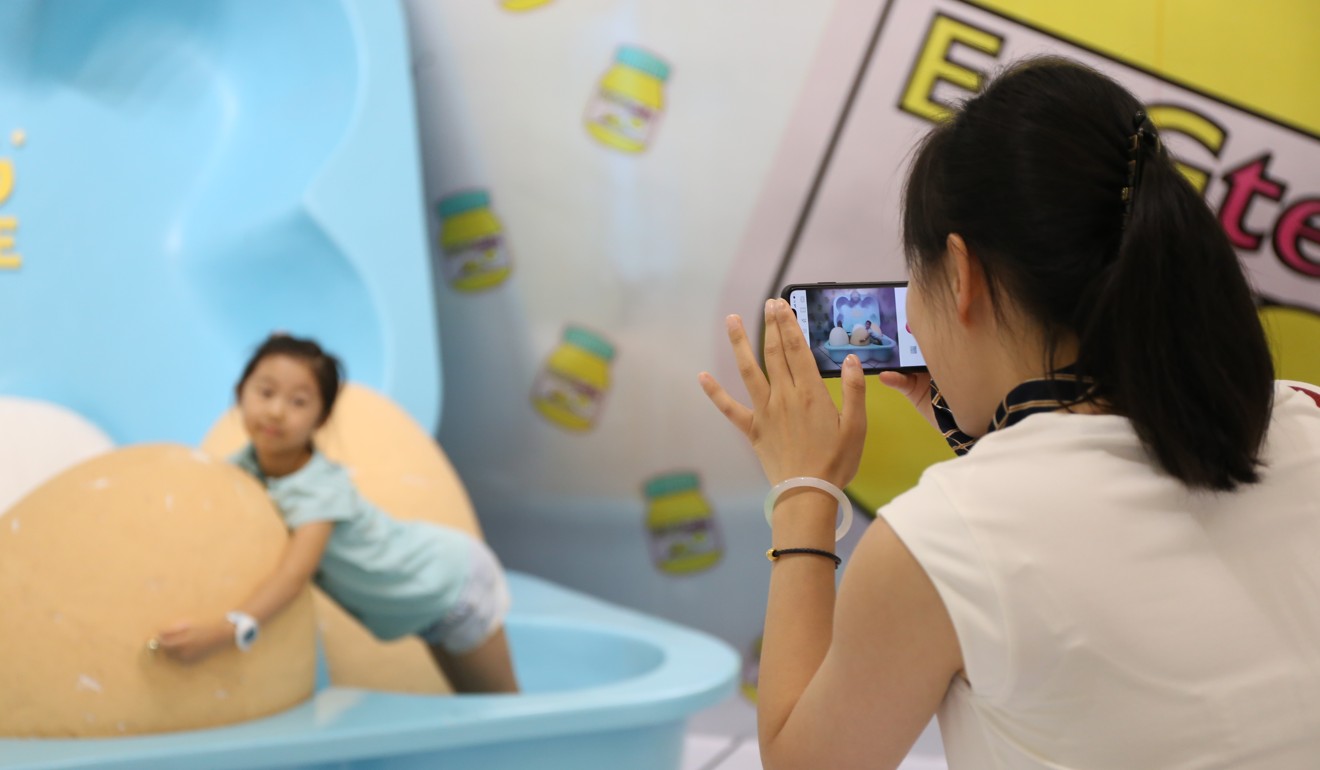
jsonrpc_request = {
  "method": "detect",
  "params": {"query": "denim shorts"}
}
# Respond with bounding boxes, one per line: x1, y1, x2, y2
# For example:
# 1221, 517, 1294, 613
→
417, 537, 512, 654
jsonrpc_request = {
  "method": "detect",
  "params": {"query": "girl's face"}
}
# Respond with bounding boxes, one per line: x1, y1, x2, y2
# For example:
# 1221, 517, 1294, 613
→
237, 354, 325, 459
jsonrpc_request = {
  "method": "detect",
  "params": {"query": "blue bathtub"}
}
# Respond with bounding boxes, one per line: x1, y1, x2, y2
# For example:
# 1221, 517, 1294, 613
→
0, 571, 740, 770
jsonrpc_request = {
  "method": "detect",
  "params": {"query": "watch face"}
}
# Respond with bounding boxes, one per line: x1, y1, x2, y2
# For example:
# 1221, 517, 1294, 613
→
241, 628, 258, 644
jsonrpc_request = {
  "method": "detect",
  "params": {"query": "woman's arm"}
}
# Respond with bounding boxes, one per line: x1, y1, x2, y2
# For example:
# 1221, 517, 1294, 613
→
156, 520, 334, 662
701, 299, 962, 769
759, 504, 963, 770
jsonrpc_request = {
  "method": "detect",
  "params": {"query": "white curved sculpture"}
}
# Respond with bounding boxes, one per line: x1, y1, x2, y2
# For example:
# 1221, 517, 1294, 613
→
0, 397, 115, 514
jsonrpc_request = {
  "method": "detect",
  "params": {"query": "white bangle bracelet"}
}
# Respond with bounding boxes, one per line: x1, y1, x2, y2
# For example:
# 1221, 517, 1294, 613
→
763, 476, 853, 541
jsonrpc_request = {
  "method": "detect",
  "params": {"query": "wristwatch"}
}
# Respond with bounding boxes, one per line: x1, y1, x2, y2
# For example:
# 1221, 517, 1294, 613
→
225, 611, 260, 652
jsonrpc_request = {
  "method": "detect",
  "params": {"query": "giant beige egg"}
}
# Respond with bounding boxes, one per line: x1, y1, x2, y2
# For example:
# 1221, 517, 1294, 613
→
202, 383, 483, 695
0, 444, 316, 737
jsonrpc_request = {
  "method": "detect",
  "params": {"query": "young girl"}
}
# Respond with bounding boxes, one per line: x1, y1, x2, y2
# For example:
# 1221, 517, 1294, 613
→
700, 56, 1320, 768
155, 334, 519, 693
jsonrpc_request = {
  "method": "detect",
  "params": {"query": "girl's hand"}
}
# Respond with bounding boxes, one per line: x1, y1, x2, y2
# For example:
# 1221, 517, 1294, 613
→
155, 618, 231, 664
698, 299, 867, 488
877, 370, 937, 431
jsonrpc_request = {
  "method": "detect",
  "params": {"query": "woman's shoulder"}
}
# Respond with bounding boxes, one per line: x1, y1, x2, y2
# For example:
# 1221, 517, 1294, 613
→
880, 413, 1157, 550
1263, 380, 1320, 470
876, 459, 964, 538
1278, 379, 1320, 410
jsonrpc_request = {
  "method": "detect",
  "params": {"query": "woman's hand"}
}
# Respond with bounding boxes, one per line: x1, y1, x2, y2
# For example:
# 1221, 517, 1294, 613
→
155, 618, 231, 664
877, 370, 937, 431
698, 298, 867, 488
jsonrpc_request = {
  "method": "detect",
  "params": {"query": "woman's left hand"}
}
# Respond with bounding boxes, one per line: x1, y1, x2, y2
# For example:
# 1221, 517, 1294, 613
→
698, 298, 867, 488
154, 618, 231, 664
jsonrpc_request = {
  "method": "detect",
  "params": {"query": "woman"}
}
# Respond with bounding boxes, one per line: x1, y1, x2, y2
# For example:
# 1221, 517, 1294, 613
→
700, 56, 1320, 769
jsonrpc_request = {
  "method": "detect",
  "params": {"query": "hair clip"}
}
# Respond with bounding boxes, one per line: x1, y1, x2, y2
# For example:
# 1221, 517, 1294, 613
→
1122, 109, 1161, 227
1133, 110, 1161, 152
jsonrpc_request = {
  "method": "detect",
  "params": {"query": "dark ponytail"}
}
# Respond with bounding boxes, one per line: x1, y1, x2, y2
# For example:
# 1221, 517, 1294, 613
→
902, 56, 1274, 491
1075, 117, 1274, 490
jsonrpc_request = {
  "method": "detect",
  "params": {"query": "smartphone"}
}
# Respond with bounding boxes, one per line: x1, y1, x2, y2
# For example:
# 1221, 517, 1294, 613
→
781, 281, 928, 376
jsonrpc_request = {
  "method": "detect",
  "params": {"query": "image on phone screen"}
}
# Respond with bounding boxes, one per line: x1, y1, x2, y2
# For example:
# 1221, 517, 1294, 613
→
782, 282, 927, 376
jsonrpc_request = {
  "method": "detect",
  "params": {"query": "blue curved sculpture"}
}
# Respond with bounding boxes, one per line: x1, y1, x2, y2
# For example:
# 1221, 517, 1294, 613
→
0, 0, 440, 442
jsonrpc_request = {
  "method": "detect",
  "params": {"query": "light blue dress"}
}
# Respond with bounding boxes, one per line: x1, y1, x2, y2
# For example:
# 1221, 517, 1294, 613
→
232, 446, 472, 640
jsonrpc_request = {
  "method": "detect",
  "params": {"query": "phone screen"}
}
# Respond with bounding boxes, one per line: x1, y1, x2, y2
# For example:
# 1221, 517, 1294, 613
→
782, 282, 927, 376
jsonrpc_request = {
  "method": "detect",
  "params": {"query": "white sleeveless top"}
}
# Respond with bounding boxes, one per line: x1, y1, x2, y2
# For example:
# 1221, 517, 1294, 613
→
880, 382, 1320, 769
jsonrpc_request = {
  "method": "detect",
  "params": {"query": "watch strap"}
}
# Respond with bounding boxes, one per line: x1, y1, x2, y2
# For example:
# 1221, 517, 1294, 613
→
225, 611, 259, 652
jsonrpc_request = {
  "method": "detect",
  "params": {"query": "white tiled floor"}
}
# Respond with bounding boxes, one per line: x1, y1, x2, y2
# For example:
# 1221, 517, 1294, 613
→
682, 694, 948, 770
681, 733, 745, 770
682, 734, 949, 770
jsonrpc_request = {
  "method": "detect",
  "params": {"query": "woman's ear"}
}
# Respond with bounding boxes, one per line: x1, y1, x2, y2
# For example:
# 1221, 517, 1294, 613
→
946, 233, 983, 325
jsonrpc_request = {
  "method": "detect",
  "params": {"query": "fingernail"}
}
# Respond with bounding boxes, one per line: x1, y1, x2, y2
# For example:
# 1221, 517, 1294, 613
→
846, 354, 858, 367
765, 299, 774, 312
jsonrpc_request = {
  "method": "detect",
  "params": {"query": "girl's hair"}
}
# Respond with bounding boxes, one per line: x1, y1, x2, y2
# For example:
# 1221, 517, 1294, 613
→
902, 56, 1274, 491
235, 333, 345, 424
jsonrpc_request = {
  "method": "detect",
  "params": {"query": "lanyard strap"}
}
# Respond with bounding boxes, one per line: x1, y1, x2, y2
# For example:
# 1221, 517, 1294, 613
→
932, 367, 1093, 456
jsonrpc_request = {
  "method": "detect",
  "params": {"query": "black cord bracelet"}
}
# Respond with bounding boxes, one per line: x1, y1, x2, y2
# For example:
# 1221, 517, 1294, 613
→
766, 547, 842, 569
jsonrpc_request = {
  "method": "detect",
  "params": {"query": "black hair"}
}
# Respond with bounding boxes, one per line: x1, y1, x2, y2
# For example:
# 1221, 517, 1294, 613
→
902, 56, 1274, 491
235, 333, 345, 424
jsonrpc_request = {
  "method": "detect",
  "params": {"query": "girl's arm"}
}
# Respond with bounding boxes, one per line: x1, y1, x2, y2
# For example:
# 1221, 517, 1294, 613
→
157, 521, 334, 662
235, 520, 334, 624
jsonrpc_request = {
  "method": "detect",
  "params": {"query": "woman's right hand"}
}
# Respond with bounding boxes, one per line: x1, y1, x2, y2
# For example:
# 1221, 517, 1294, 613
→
698, 300, 868, 489
877, 371, 938, 432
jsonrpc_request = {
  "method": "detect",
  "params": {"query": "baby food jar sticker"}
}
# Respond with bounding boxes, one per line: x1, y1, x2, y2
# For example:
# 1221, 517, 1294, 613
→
435, 190, 512, 292
500, 0, 553, 10
585, 46, 670, 154
642, 472, 722, 575
530, 326, 615, 431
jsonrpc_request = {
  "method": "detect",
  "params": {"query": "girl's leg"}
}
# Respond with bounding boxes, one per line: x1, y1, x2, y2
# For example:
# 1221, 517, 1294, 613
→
426, 626, 519, 693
